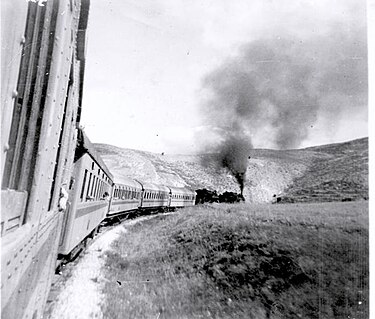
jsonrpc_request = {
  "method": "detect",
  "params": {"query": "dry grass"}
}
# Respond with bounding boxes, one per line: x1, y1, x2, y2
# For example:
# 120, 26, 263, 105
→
279, 138, 368, 203
101, 201, 368, 319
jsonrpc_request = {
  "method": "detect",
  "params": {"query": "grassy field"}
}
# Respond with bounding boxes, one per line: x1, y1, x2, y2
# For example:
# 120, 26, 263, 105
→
101, 202, 368, 319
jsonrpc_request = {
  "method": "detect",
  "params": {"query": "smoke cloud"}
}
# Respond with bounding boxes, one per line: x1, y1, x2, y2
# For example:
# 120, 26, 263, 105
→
199, 18, 367, 189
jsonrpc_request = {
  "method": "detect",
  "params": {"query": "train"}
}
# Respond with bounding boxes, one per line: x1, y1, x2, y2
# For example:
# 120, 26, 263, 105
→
58, 128, 196, 260
1, 1, 195, 318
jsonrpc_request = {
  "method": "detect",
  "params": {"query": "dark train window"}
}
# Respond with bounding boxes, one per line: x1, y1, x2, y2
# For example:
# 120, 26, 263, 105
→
94, 182, 98, 199
93, 178, 97, 199
98, 181, 102, 198
92, 162, 95, 170
95, 179, 100, 199
91, 176, 96, 197
91, 176, 95, 197
80, 170, 88, 200
86, 173, 92, 201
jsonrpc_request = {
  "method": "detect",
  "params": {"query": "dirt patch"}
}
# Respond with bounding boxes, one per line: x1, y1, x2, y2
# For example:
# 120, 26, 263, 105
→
47, 227, 123, 319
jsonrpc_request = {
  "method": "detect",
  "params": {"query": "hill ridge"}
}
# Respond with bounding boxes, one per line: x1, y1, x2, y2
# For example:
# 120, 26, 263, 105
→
94, 137, 368, 203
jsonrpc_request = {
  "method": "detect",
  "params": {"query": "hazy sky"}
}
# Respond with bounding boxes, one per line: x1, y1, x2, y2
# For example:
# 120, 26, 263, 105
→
81, 0, 368, 154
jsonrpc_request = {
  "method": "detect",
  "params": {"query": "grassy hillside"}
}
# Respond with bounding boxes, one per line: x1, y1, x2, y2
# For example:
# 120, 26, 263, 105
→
278, 138, 368, 203
94, 137, 368, 203
102, 202, 368, 319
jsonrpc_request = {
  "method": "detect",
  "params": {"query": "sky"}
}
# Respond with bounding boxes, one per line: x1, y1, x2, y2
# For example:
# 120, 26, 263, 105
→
81, 0, 368, 154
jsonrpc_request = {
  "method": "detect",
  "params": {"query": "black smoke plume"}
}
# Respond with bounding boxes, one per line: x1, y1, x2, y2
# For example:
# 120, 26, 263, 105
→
217, 133, 251, 194
200, 23, 367, 190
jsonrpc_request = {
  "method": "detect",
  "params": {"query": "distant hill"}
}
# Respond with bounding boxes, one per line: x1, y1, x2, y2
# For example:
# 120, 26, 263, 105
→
94, 137, 368, 203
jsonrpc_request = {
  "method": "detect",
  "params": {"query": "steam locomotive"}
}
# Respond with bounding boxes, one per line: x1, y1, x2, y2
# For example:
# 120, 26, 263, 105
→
1, 1, 195, 318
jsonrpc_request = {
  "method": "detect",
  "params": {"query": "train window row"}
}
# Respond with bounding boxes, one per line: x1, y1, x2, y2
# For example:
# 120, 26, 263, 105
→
172, 194, 195, 200
80, 169, 111, 202
113, 187, 140, 200
144, 192, 167, 200
91, 161, 110, 184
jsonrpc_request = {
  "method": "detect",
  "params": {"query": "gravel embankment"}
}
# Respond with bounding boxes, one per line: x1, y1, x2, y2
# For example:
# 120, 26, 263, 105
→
46, 215, 160, 319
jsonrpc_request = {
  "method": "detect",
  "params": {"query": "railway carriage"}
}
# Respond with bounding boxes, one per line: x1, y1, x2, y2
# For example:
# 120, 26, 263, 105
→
58, 129, 113, 257
139, 182, 170, 209
1, 0, 90, 318
168, 186, 196, 208
108, 178, 142, 217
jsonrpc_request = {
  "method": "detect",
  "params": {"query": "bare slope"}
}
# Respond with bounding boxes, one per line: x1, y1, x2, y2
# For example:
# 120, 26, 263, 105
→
94, 137, 368, 203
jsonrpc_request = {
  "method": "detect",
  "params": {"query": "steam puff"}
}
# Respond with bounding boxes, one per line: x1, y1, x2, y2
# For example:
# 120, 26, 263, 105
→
202, 29, 367, 150
215, 133, 252, 193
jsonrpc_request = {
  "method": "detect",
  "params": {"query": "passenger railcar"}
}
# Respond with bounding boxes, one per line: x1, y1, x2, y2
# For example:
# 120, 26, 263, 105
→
58, 129, 113, 257
139, 182, 170, 209
168, 186, 196, 208
1, 0, 90, 318
108, 178, 142, 217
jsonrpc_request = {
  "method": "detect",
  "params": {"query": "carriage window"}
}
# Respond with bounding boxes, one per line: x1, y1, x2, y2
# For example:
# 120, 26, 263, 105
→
99, 181, 103, 198
80, 170, 88, 200
86, 173, 92, 201
91, 176, 96, 197
94, 178, 98, 199
95, 178, 100, 199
